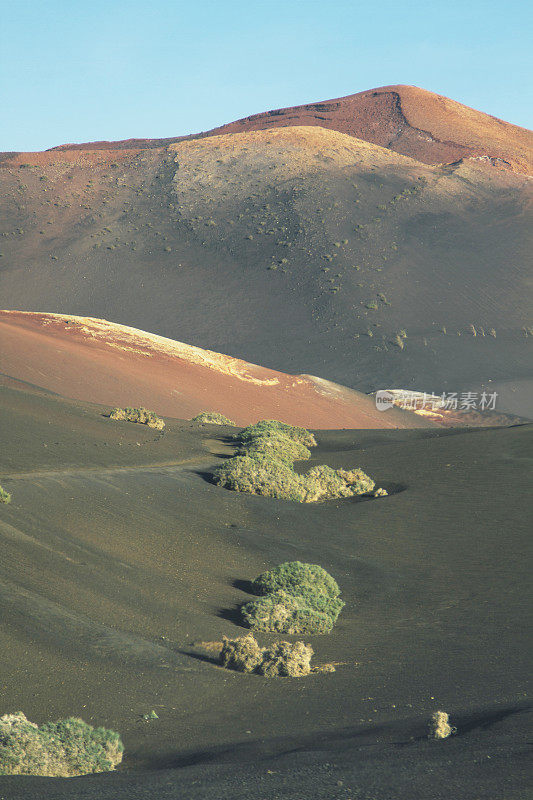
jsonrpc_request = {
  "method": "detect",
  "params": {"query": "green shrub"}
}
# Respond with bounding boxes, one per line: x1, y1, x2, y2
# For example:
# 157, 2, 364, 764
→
0, 485, 11, 504
191, 411, 236, 425
240, 561, 345, 635
0, 712, 123, 777
108, 407, 165, 430
220, 633, 263, 672
236, 420, 317, 448
252, 561, 340, 600
301, 465, 375, 501
214, 459, 377, 503
213, 455, 307, 501
235, 431, 311, 464
213, 419, 383, 503
258, 639, 314, 677
220, 634, 313, 677
241, 590, 344, 634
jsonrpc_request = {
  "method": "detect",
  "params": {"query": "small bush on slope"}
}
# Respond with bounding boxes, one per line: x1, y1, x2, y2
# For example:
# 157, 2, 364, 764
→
428, 711, 455, 739
191, 412, 236, 425
0, 712, 123, 777
236, 420, 317, 448
107, 407, 165, 430
235, 431, 312, 464
213, 455, 379, 503
251, 561, 341, 600
301, 465, 376, 501
241, 590, 344, 634
220, 634, 313, 677
220, 633, 263, 673
258, 639, 314, 677
214, 455, 308, 501
0, 485, 11, 504
240, 561, 345, 635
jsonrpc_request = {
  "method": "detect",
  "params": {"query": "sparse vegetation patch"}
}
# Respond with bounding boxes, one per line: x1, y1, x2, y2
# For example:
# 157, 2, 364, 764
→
220, 634, 314, 677
191, 411, 236, 425
0, 485, 11, 504
0, 712, 123, 776
107, 407, 165, 430
428, 711, 455, 740
240, 561, 345, 634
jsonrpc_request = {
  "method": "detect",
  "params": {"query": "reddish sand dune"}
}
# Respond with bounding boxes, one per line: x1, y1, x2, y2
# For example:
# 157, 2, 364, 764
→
0, 310, 433, 429
45, 85, 533, 174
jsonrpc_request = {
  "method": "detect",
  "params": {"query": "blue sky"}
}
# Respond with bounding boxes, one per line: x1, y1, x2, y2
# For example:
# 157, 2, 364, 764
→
1, 0, 531, 151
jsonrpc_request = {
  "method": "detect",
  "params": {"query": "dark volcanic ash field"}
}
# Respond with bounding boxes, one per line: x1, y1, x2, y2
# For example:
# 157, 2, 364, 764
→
0, 384, 531, 799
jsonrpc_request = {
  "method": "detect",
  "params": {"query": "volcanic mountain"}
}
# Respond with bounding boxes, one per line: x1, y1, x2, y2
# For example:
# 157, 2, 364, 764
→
0, 85, 531, 800
47, 85, 533, 176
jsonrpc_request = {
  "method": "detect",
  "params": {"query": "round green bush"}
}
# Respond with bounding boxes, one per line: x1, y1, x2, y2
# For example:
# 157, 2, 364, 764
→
0, 713, 123, 777
235, 431, 311, 464
213, 455, 308, 501
300, 465, 375, 502
241, 590, 344, 635
252, 561, 341, 600
236, 420, 317, 448
191, 412, 236, 425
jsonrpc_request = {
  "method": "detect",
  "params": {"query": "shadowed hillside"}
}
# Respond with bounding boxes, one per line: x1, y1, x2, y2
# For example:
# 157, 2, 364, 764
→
1, 125, 531, 412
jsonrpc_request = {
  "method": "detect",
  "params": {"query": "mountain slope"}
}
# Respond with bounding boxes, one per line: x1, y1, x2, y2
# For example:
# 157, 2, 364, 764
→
1, 126, 531, 408
2, 311, 521, 428
0, 310, 433, 428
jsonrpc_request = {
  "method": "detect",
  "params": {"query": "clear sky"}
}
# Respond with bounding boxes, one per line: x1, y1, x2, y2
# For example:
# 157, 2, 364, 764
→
1, 0, 531, 152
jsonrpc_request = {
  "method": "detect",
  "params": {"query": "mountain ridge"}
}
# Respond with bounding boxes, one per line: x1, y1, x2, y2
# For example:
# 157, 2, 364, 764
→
42, 84, 532, 175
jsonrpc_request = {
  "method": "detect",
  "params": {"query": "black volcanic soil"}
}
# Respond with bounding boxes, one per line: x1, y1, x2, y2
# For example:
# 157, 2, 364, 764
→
0, 128, 531, 414
0, 384, 531, 799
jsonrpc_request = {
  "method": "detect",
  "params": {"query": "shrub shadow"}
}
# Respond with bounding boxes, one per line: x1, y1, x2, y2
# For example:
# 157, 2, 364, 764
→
214, 577, 255, 627
232, 578, 254, 594
177, 649, 220, 666
194, 469, 218, 484
216, 606, 246, 626
379, 482, 407, 496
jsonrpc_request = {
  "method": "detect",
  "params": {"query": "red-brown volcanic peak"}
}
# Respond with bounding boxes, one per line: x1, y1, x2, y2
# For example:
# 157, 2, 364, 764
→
0, 311, 434, 429
207, 85, 533, 173
46, 85, 533, 174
